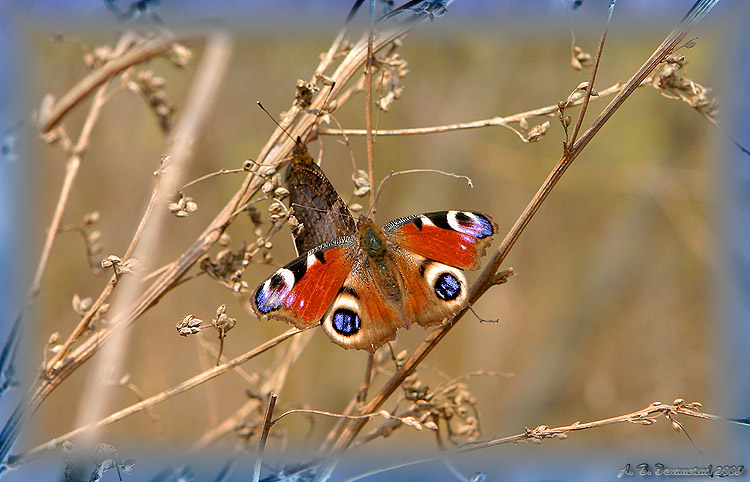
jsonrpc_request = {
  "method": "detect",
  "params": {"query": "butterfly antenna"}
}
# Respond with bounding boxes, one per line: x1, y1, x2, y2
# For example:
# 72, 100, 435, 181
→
256, 101, 301, 148
257, 82, 337, 147
365, 170, 394, 218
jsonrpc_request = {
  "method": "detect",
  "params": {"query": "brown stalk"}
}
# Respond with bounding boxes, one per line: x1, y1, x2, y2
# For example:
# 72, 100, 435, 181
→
29, 85, 107, 305
566, 4, 612, 149
252, 393, 278, 482
41, 34, 192, 133
315, 2, 716, 477
340, 400, 712, 482
319, 78, 638, 138
364, 13, 377, 216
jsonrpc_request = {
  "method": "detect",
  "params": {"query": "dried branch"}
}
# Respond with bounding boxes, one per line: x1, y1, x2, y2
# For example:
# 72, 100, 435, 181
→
566, 1, 614, 149
41, 34, 193, 133
251, 393, 277, 482
340, 399, 713, 482
318, 79, 631, 137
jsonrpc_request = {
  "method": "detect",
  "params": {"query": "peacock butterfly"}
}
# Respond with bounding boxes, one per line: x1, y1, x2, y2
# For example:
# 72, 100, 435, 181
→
251, 210, 496, 353
284, 140, 356, 254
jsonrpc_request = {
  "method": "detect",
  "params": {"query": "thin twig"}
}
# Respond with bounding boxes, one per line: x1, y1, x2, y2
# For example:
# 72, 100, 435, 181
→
41, 34, 193, 132
29, 84, 108, 304
252, 393, 277, 482
340, 400, 712, 482
364, 0, 377, 216
567, 0, 615, 149
375, 169, 473, 196
357, 354, 375, 404
180, 167, 246, 192
318, 79, 633, 137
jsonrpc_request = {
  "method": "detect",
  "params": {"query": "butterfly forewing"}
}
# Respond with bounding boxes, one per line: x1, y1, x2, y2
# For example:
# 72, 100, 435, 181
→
385, 211, 496, 270
251, 239, 355, 329
285, 145, 356, 254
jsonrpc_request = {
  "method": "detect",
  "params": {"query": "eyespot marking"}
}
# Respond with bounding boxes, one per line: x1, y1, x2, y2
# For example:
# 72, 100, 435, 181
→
434, 272, 461, 301
255, 268, 295, 313
332, 308, 361, 336
446, 211, 494, 238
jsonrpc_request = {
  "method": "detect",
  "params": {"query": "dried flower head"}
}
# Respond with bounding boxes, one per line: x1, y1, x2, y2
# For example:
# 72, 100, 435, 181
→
168, 192, 198, 217
352, 169, 370, 197
176, 314, 204, 336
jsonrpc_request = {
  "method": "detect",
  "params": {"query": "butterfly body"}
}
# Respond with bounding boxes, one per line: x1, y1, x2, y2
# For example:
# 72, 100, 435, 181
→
252, 211, 496, 352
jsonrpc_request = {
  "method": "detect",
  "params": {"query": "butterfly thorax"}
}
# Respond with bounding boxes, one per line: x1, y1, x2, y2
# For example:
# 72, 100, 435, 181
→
357, 218, 402, 304
358, 221, 387, 258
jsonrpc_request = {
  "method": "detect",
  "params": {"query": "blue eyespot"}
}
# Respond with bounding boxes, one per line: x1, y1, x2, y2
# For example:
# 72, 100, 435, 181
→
435, 272, 461, 301
454, 212, 493, 238
470, 213, 494, 238
255, 287, 278, 313
332, 308, 361, 336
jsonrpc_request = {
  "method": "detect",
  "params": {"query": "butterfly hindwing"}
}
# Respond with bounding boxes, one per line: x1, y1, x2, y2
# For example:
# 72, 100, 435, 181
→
391, 250, 471, 328
251, 238, 355, 330
320, 258, 407, 353
385, 211, 496, 270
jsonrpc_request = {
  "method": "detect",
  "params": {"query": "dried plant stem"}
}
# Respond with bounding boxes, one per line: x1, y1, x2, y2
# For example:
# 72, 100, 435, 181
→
9, 328, 302, 465
319, 79, 634, 137
29, 85, 108, 304
567, 1, 614, 148
357, 354, 375, 404
375, 169, 473, 195
180, 167, 246, 191
315, 2, 718, 478
252, 393, 277, 482
340, 400, 713, 482
41, 34, 191, 133
364, 5, 377, 215
45, 178, 159, 373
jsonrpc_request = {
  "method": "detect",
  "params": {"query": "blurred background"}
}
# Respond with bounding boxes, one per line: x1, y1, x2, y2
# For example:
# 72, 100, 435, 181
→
1, 0, 749, 480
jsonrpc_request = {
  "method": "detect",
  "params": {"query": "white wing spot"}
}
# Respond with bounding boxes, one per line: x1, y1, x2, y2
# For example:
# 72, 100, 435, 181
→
420, 215, 435, 227
306, 252, 318, 269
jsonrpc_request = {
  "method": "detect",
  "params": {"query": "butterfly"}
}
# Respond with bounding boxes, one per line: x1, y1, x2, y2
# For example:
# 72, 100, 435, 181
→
251, 210, 496, 353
